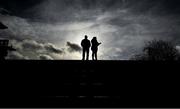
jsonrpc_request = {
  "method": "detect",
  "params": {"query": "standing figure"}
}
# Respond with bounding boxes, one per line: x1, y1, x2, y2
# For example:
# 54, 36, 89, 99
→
81, 35, 91, 60
91, 37, 101, 60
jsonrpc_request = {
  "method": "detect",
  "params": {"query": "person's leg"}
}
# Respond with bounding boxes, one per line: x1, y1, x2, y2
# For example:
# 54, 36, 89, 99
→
92, 52, 94, 60
86, 49, 89, 60
95, 51, 98, 60
82, 49, 85, 60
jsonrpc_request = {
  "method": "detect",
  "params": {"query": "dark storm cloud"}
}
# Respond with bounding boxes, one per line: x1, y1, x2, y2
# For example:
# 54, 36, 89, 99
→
0, 0, 130, 22
0, 8, 11, 15
0, 0, 44, 18
8, 39, 64, 60
44, 43, 64, 54
66, 42, 81, 53
1, 0, 180, 20
7, 52, 29, 60
21, 40, 43, 51
38, 54, 53, 60
7, 39, 83, 60
17, 39, 64, 54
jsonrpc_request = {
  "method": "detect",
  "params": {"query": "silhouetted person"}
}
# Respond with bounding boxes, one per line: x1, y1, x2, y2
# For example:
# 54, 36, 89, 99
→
91, 37, 101, 60
81, 35, 91, 60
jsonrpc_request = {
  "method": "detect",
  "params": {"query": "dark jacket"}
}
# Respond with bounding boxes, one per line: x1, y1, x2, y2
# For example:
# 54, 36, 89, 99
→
81, 39, 91, 49
91, 39, 101, 51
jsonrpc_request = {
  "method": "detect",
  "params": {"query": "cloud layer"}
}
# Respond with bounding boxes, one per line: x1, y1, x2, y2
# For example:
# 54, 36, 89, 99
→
6, 39, 81, 60
67, 42, 82, 53
1, 0, 180, 60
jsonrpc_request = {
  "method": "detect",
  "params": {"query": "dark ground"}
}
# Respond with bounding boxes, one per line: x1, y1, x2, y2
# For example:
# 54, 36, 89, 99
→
0, 60, 179, 108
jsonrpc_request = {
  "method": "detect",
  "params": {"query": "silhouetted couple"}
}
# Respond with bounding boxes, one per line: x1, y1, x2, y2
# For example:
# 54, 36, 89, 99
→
81, 35, 101, 61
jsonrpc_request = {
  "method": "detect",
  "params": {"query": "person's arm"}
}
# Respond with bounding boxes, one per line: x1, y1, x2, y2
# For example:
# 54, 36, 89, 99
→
81, 40, 83, 47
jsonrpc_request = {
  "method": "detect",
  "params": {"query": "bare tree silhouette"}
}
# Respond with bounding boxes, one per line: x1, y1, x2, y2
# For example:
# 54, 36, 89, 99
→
132, 40, 180, 61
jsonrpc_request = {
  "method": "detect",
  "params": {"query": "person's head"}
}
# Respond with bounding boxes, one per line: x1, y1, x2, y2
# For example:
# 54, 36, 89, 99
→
93, 37, 97, 40
85, 35, 88, 39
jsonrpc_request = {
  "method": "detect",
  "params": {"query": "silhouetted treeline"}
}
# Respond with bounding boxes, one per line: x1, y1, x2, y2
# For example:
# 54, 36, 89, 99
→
132, 40, 180, 61
0, 21, 16, 60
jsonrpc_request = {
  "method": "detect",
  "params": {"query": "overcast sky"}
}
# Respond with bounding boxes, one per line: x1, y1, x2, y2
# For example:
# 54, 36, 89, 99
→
0, 0, 180, 60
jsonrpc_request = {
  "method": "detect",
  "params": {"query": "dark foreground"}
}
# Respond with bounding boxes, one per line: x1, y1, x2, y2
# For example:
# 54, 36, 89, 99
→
0, 60, 179, 108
